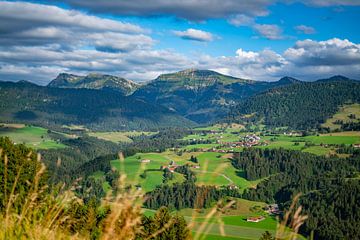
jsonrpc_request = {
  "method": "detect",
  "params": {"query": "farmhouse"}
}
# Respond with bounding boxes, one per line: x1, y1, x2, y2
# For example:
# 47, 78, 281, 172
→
140, 159, 151, 163
228, 184, 238, 190
247, 216, 265, 223
265, 204, 280, 215
160, 160, 178, 172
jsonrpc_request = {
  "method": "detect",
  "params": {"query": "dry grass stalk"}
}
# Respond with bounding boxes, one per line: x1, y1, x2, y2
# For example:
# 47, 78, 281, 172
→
275, 193, 308, 240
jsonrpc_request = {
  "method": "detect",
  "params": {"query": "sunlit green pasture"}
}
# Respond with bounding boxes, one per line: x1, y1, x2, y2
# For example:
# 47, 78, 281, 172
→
0, 124, 67, 149
88, 131, 156, 143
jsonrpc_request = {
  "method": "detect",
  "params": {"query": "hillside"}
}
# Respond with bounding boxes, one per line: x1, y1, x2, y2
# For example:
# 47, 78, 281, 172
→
0, 81, 194, 131
155, 68, 253, 89
229, 77, 360, 129
133, 69, 297, 123
48, 73, 139, 95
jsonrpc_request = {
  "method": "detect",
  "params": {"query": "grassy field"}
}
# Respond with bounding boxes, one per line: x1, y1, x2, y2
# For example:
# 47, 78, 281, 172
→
0, 124, 67, 149
193, 152, 259, 191
144, 198, 279, 240
182, 199, 279, 240
110, 151, 257, 193
322, 103, 360, 130
88, 131, 156, 143
110, 152, 187, 192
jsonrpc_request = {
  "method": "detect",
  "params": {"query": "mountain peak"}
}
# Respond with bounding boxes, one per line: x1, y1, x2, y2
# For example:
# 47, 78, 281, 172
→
328, 75, 349, 81
178, 68, 199, 74
48, 73, 139, 95
156, 69, 251, 88
316, 75, 350, 82
278, 76, 301, 84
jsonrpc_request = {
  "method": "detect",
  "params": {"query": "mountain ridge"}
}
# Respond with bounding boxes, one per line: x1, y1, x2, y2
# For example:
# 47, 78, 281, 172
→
48, 73, 140, 95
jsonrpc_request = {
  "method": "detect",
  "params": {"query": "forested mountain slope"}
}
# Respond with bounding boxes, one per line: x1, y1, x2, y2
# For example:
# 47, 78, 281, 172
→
0, 81, 194, 131
229, 77, 360, 129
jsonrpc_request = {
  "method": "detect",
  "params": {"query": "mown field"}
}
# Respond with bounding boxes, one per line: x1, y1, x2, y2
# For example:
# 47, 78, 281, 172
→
322, 103, 360, 130
88, 131, 156, 143
0, 124, 67, 149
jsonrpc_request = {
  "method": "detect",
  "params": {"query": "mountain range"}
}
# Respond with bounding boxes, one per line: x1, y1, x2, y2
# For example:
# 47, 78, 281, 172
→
133, 70, 302, 123
0, 81, 193, 131
0, 69, 359, 131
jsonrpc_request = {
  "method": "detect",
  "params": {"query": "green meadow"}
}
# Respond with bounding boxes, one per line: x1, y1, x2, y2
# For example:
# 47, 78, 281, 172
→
0, 124, 67, 149
322, 103, 360, 130
88, 131, 156, 143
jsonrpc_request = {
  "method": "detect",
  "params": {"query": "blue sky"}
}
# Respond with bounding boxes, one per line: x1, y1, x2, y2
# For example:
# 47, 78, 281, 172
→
0, 0, 359, 84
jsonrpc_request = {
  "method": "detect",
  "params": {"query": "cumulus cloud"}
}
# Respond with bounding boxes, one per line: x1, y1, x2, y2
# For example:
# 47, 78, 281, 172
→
173, 29, 214, 42
0, 1, 144, 34
253, 24, 284, 40
295, 25, 316, 34
194, 38, 360, 81
0, 1, 150, 51
58, 0, 360, 21
300, 0, 360, 6
58, 0, 272, 21
284, 38, 360, 66
228, 14, 283, 40
228, 14, 255, 26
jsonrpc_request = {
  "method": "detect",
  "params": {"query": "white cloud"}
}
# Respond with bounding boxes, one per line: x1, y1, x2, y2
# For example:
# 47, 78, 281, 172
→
253, 24, 284, 40
0, 1, 151, 52
173, 29, 214, 42
0, 1, 144, 34
284, 38, 360, 66
228, 15, 284, 40
56, 0, 360, 22
59, 0, 273, 21
295, 25, 316, 34
195, 38, 360, 81
228, 14, 255, 27
300, 0, 360, 6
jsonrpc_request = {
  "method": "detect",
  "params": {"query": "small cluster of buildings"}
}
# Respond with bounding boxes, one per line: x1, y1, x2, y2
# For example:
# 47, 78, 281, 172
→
209, 148, 228, 153
220, 134, 263, 149
283, 132, 301, 136
246, 204, 280, 223
264, 204, 280, 215
160, 160, 178, 172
